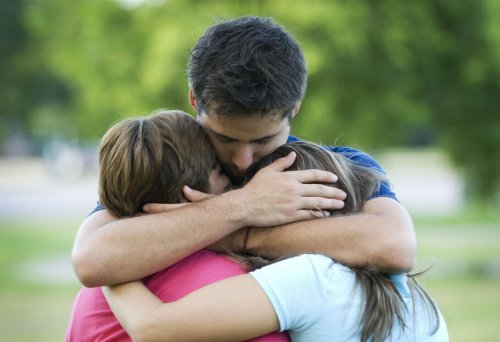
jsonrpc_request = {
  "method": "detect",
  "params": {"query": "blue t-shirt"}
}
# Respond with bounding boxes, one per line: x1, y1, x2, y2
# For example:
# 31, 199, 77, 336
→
250, 254, 449, 342
91, 136, 396, 215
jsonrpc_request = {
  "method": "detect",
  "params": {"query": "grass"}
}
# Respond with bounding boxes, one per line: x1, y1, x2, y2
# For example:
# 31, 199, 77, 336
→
424, 276, 500, 341
414, 219, 500, 342
0, 212, 499, 341
0, 221, 80, 342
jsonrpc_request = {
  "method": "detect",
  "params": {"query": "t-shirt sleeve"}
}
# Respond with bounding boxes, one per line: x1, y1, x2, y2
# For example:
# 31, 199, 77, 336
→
249, 254, 332, 332
88, 202, 105, 216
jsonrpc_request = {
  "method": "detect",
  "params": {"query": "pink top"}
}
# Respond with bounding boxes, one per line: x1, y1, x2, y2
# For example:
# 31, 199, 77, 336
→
66, 249, 289, 341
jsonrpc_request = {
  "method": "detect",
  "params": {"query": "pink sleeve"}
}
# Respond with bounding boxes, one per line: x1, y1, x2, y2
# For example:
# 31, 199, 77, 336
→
145, 249, 289, 342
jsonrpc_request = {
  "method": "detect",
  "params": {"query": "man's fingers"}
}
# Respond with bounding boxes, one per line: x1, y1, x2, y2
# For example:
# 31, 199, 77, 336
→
183, 186, 214, 202
143, 202, 187, 214
301, 197, 345, 210
295, 208, 336, 221
298, 183, 347, 200
288, 169, 338, 183
259, 152, 297, 173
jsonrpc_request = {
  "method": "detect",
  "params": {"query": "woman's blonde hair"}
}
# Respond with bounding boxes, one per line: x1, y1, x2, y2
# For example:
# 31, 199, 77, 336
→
98, 109, 217, 217
244, 141, 440, 342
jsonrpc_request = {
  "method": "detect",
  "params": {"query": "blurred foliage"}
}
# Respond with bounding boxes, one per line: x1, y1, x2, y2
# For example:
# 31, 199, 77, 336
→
1, 0, 499, 201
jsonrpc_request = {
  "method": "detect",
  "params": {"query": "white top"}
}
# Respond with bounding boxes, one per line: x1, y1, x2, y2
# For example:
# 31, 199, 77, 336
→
250, 254, 448, 342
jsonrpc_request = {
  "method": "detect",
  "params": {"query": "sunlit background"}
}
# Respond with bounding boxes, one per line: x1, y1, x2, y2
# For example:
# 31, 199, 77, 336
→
1, 0, 499, 341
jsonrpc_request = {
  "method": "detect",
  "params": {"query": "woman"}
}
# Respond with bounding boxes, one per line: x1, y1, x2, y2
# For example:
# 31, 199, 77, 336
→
103, 141, 449, 342
66, 109, 288, 342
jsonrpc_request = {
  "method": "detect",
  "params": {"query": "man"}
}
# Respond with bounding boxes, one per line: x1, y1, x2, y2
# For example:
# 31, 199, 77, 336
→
72, 16, 416, 288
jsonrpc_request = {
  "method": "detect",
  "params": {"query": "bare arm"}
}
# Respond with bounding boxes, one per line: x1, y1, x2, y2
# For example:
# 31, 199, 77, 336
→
72, 152, 342, 287
102, 276, 279, 342
72, 196, 243, 287
216, 197, 416, 273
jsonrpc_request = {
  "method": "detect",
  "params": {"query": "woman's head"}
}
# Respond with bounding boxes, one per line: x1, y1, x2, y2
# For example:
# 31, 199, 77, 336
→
98, 109, 223, 217
245, 141, 385, 214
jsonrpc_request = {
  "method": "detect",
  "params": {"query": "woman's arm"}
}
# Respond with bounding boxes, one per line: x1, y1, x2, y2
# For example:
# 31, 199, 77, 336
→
102, 275, 280, 342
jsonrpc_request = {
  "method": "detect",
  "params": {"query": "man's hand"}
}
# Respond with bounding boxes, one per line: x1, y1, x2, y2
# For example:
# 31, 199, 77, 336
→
228, 151, 346, 228
182, 186, 214, 202
143, 202, 189, 213
143, 186, 214, 214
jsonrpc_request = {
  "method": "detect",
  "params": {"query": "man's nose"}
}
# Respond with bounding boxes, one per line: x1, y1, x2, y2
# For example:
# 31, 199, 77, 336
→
232, 145, 254, 173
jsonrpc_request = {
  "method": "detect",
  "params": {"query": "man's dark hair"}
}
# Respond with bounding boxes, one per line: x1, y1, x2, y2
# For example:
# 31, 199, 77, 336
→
188, 16, 307, 119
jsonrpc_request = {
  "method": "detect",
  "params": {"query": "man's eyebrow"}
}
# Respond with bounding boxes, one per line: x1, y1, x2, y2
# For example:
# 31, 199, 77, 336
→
214, 131, 278, 143
213, 132, 237, 141
250, 133, 277, 143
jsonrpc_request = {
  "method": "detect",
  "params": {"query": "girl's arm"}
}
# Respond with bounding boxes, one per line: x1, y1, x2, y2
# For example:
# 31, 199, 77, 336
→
102, 275, 280, 342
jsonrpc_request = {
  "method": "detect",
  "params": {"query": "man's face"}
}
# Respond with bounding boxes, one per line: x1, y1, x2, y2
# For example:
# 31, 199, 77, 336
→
197, 112, 291, 184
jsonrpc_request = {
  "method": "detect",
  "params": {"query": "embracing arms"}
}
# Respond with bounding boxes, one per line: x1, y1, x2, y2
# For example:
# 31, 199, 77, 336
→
241, 196, 417, 273
72, 152, 342, 287
160, 190, 416, 274
72, 194, 246, 287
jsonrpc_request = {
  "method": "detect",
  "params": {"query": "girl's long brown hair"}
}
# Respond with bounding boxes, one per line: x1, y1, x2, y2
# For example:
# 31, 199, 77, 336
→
243, 141, 440, 342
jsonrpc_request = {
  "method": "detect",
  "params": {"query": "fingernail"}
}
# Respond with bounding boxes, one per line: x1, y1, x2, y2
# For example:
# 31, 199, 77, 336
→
143, 205, 150, 213
184, 185, 192, 193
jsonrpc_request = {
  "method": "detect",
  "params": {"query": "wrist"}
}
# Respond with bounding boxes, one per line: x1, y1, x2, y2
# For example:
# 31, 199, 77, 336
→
216, 189, 252, 227
241, 227, 252, 253
243, 227, 266, 255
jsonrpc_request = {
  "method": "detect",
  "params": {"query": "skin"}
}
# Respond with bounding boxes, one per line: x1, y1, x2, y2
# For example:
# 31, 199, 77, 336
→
102, 275, 277, 342
71, 90, 416, 287
208, 164, 231, 195
195, 91, 301, 185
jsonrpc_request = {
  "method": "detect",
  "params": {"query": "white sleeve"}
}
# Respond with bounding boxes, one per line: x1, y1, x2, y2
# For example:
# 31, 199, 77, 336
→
249, 254, 334, 332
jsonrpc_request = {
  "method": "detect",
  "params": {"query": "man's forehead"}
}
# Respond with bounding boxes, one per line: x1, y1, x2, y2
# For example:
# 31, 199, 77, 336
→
197, 111, 289, 140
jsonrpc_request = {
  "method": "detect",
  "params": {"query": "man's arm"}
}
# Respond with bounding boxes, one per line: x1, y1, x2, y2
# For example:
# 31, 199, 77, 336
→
73, 196, 244, 287
72, 152, 343, 287
218, 197, 416, 273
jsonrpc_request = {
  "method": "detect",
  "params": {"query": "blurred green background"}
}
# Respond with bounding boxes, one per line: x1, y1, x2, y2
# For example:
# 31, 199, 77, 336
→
1, 0, 499, 341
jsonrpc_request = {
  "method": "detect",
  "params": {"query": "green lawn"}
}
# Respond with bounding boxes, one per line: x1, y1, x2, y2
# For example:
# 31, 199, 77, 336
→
414, 219, 500, 342
0, 221, 80, 342
0, 212, 499, 341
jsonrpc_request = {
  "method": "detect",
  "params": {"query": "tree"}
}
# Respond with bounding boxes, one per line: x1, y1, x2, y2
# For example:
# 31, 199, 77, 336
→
5, 0, 499, 201
0, 0, 71, 152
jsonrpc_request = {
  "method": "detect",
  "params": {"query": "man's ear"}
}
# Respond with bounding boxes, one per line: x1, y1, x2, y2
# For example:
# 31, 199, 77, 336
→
292, 101, 301, 118
188, 88, 198, 113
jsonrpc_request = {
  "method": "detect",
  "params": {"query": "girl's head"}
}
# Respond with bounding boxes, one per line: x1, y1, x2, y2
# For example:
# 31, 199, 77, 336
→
245, 141, 385, 214
98, 109, 228, 217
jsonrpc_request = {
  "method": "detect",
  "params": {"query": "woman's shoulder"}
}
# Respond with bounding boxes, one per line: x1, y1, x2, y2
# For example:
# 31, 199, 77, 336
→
252, 254, 353, 291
